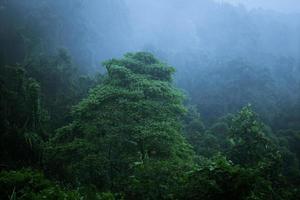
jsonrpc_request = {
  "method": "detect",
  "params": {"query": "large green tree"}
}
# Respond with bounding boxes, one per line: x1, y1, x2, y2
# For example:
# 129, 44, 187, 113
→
45, 52, 194, 194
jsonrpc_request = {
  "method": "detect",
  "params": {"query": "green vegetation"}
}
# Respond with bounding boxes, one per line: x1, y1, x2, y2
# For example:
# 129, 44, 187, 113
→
1, 1, 300, 199
44, 53, 194, 197
1, 51, 299, 199
0, 169, 82, 200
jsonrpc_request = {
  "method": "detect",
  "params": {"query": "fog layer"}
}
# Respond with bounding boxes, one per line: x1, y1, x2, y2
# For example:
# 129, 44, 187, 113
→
1, 0, 300, 123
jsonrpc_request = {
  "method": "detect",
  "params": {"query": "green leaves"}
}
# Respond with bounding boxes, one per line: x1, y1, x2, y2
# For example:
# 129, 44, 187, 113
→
182, 155, 255, 200
104, 52, 175, 82
45, 52, 194, 193
0, 169, 82, 200
228, 105, 277, 167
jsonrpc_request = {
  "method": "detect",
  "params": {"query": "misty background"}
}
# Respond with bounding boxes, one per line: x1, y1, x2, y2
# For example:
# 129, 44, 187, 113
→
1, 0, 300, 126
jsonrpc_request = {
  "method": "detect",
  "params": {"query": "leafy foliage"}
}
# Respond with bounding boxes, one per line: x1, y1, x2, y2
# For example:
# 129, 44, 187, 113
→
2, 1, 300, 199
0, 64, 44, 167
182, 155, 255, 200
45, 52, 194, 193
228, 105, 281, 168
0, 169, 82, 200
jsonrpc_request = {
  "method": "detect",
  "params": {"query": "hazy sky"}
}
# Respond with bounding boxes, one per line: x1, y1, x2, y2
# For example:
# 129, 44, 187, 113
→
218, 0, 300, 13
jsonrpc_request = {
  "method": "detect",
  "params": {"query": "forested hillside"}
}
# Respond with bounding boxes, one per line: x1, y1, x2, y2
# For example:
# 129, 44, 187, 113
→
0, 0, 300, 199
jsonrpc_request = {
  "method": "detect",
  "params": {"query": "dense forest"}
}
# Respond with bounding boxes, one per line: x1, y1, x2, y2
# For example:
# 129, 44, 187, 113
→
0, 0, 300, 199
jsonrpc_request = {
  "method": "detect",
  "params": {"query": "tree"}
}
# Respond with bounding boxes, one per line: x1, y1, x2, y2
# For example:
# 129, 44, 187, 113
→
182, 155, 255, 200
0, 64, 44, 168
228, 105, 280, 168
45, 52, 194, 192
226, 106, 292, 199
24, 49, 97, 130
0, 169, 82, 200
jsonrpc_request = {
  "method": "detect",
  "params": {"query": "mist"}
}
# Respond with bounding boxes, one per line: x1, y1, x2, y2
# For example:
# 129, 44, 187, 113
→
2, 0, 299, 69
219, 0, 300, 13
1, 0, 300, 199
